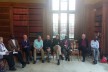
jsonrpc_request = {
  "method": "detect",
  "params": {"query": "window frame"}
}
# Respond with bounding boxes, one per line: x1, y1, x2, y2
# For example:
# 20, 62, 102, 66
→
51, 0, 76, 40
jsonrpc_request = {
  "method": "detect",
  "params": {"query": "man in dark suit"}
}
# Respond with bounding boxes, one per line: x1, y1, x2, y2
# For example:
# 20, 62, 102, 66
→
8, 35, 26, 68
62, 36, 70, 61
52, 35, 62, 65
78, 33, 88, 62
21, 35, 30, 64
43, 35, 52, 62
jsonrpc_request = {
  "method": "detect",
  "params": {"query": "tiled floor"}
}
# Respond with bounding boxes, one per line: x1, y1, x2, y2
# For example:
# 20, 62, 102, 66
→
7, 57, 108, 72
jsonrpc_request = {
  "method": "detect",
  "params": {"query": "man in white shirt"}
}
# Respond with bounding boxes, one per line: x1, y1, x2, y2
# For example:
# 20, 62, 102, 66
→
0, 37, 16, 71
91, 36, 99, 64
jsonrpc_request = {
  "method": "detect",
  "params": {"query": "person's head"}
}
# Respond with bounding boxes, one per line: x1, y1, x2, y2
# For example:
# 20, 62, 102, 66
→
23, 34, 28, 40
38, 35, 42, 41
46, 35, 50, 40
10, 35, 15, 39
94, 36, 98, 41
65, 36, 68, 39
82, 33, 86, 40
0, 37, 3, 44
55, 35, 59, 39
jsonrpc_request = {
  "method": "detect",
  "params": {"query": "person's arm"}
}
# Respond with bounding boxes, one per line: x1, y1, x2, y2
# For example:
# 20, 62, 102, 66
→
16, 40, 20, 51
86, 39, 89, 48
0, 52, 6, 55
49, 40, 52, 48
41, 40, 43, 49
27, 40, 30, 47
8, 41, 13, 51
21, 41, 25, 48
91, 40, 95, 48
16, 40, 20, 48
96, 41, 99, 49
0, 44, 7, 55
34, 40, 37, 49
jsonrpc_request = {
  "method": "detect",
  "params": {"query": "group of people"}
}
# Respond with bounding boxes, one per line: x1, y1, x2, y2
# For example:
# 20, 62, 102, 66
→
0, 33, 100, 71
78, 34, 99, 64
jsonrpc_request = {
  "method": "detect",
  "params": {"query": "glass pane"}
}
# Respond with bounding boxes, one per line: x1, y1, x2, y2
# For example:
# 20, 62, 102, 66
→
53, 14, 59, 37
61, 13, 67, 23
60, 0, 68, 10
69, 14, 75, 38
69, 0, 76, 10
60, 13, 67, 40
52, 0, 59, 10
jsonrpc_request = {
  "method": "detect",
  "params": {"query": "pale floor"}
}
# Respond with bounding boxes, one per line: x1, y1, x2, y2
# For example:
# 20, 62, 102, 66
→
7, 57, 108, 72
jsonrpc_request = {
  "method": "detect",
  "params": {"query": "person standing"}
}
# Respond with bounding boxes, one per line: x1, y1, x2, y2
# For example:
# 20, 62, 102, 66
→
33, 35, 44, 64
43, 35, 52, 62
0, 37, 16, 71
8, 35, 26, 68
91, 36, 99, 64
78, 34, 88, 62
21, 35, 30, 64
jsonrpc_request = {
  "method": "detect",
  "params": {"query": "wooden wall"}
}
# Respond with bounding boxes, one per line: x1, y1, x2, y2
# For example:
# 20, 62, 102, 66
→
0, 2, 45, 44
85, 0, 108, 55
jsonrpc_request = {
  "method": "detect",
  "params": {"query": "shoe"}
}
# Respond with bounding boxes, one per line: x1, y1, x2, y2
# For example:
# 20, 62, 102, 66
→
9, 67, 17, 71
57, 60, 60, 65
68, 58, 70, 61
60, 55, 64, 60
22, 63, 26, 68
82, 60, 85, 62
65, 57, 68, 61
93, 60, 97, 64
42, 60, 45, 63
33, 61, 36, 64
26, 61, 30, 64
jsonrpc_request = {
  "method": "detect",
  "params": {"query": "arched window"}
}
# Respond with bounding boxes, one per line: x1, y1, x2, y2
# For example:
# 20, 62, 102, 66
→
51, 0, 76, 40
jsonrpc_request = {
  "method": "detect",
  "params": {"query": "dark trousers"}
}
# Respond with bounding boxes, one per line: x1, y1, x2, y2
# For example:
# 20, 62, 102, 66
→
23, 48, 30, 62
62, 47, 70, 60
81, 47, 87, 61
3, 52, 15, 69
13, 51, 25, 65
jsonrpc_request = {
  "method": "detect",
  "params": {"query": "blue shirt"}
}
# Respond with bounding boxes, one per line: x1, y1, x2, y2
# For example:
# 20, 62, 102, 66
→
34, 39, 43, 49
91, 40, 99, 49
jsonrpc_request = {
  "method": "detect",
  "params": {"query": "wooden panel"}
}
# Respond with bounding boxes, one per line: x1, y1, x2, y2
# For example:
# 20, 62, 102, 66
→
13, 8, 29, 14
0, 14, 10, 19
29, 15, 42, 20
14, 33, 26, 37
0, 2, 44, 44
0, 32, 10, 37
29, 21, 42, 26
13, 15, 29, 21
14, 27, 28, 33
0, 3, 11, 7
29, 32, 42, 37
0, 7, 10, 13
29, 9, 43, 14
12, 3, 44, 8
0, 20, 10, 26
29, 27, 43, 32
0, 27, 10, 32
13, 21, 29, 26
